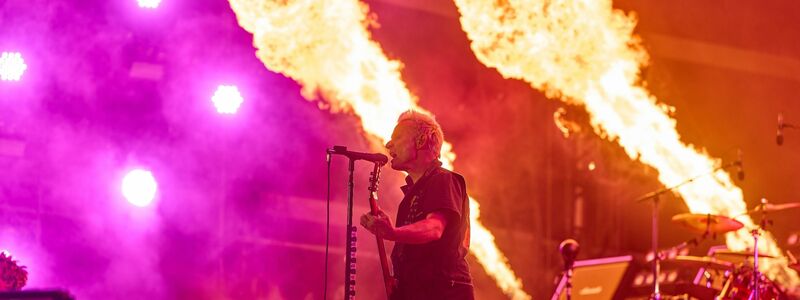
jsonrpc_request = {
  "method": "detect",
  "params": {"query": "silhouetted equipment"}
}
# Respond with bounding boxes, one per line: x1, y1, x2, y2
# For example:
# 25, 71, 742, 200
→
0, 290, 74, 300
551, 196, 800, 299
552, 255, 633, 300
558, 239, 581, 300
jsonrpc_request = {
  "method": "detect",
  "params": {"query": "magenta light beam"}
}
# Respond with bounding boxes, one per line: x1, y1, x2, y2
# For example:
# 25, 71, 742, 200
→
211, 85, 244, 114
0, 52, 27, 81
121, 169, 158, 207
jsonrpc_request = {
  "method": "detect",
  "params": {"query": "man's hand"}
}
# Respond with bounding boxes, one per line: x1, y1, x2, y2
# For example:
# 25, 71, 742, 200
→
360, 209, 395, 240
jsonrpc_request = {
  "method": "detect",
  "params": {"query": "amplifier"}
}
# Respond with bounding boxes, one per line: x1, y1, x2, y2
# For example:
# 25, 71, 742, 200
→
552, 255, 634, 300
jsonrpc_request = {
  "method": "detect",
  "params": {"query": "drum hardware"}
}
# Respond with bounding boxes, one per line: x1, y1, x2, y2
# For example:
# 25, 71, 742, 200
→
671, 214, 744, 236
665, 256, 734, 271
704, 244, 788, 300
650, 231, 712, 264
665, 256, 733, 296
747, 202, 800, 214
647, 213, 740, 270
713, 250, 776, 260
635, 159, 742, 300
579, 194, 797, 299
746, 198, 775, 300
707, 198, 799, 300
719, 266, 783, 300
650, 197, 794, 299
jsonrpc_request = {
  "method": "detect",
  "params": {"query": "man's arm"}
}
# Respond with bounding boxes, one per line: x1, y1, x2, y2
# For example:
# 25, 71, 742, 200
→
360, 210, 449, 244
391, 211, 448, 244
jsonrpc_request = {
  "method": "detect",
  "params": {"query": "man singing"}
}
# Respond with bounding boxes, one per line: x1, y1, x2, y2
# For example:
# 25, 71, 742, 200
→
360, 110, 474, 300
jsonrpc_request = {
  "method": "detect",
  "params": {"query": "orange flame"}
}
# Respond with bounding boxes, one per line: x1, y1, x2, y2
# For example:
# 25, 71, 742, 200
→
454, 0, 798, 286
228, 0, 530, 298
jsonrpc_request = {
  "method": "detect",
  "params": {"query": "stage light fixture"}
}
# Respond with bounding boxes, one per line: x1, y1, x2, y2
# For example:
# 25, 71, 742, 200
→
0, 52, 27, 81
121, 169, 158, 207
211, 85, 243, 114
137, 0, 161, 9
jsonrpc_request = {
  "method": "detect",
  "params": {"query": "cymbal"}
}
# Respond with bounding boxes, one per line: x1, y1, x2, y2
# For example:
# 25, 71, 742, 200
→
664, 256, 734, 271
713, 250, 776, 259
749, 202, 800, 214
671, 213, 744, 233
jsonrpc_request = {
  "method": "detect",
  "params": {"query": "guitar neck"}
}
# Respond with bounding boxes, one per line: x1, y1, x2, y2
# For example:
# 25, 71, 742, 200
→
369, 197, 394, 298
367, 164, 394, 299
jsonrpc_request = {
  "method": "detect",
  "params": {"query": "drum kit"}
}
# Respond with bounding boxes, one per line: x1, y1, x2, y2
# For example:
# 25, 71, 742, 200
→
622, 115, 800, 300
646, 199, 800, 300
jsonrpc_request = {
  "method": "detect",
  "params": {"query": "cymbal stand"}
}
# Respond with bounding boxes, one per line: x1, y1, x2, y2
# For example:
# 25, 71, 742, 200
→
652, 195, 662, 300
751, 198, 771, 300
636, 191, 671, 300
635, 161, 739, 300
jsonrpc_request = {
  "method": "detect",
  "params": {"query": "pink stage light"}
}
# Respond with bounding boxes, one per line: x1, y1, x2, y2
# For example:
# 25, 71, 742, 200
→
121, 169, 158, 207
137, 0, 161, 9
211, 85, 244, 114
0, 52, 27, 81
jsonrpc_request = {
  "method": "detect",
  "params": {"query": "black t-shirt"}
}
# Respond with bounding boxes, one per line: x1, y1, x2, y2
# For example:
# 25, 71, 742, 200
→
390, 162, 472, 299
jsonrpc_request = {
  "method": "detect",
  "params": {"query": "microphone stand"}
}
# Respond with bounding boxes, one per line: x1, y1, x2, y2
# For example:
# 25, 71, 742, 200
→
328, 146, 387, 300
343, 158, 357, 300
635, 161, 739, 300
553, 239, 579, 300
565, 260, 575, 300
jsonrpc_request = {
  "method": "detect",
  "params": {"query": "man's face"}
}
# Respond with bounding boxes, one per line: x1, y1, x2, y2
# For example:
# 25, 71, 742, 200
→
385, 121, 419, 171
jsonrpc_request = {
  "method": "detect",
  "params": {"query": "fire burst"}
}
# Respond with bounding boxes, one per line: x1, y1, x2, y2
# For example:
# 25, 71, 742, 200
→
228, 0, 528, 298
453, 0, 798, 286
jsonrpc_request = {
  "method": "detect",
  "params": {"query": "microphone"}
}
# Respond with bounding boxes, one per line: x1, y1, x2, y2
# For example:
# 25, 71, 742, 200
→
559, 239, 580, 269
778, 113, 784, 146
327, 145, 388, 165
736, 149, 745, 181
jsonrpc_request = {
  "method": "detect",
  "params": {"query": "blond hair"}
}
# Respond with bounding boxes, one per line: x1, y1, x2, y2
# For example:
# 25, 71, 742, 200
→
397, 110, 444, 157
